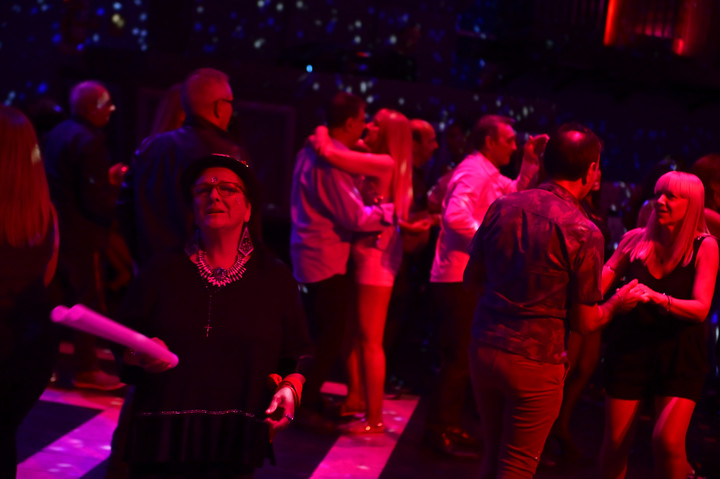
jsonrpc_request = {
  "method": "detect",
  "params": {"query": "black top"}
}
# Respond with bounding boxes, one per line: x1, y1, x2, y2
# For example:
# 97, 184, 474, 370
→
42, 117, 117, 253
605, 235, 713, 399
116, 250, 311, 469
0, 223, 55, 362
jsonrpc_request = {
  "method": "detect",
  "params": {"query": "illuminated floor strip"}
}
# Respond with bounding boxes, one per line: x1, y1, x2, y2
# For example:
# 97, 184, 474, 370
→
17, 389, 123, 479
17, 382, 419, 479
313, 382, 420, 479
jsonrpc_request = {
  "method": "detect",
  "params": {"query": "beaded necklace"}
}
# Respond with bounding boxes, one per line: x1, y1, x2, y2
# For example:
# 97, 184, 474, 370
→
196, 249, 250, 288
187, 226, 254, 336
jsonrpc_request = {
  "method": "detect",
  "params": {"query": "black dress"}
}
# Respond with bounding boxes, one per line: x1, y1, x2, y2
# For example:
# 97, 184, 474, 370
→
605, 236, 713, 402
0, 223, 58, 479
116, 251, 311, 477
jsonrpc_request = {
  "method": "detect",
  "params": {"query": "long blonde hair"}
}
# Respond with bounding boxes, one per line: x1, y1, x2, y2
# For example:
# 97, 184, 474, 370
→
372, 109, 413, 221
0, 106, 53, 247
624, 171, 708, 268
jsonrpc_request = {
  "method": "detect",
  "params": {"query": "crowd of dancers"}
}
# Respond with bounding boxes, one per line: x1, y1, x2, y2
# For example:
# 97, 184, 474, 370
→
1, 66, 719, 479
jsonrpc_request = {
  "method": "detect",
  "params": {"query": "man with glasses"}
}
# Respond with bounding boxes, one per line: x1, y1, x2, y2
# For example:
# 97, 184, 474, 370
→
42, 80, 126, 391
118, 67, 242, 268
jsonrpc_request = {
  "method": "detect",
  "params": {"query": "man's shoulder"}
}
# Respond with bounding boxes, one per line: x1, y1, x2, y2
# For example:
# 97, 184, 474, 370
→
449, 153, 499, 185
295, 143, 318, 162
494, 186, 548, 206
528, 189, 599, 234
46, 118, 90, 142
295, 145, 352, 179
497, 188, 588, 221
137, 127, 191, 151
454, 153, 486, 173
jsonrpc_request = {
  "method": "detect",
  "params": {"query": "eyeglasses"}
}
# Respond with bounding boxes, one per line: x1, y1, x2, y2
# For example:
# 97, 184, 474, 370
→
191, 182, 245, 198
216, 98, 234, 107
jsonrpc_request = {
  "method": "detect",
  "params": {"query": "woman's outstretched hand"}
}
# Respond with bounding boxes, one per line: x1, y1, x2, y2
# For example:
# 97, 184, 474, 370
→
265, 387, 296, 440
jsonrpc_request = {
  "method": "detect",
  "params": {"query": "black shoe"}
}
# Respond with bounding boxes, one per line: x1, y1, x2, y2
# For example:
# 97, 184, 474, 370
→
384, 377, 412, 399
543, 433, 592, 467
294, 407, 338, 434
423, 428, 480, 459
444, 426, 480, 448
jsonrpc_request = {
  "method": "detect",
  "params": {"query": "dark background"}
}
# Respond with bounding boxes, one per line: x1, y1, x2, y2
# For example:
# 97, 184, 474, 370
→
2, 0, 719, 218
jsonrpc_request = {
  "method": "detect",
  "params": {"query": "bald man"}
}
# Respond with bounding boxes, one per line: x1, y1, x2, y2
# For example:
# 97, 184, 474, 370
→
42, 80, 125, 391
118, 67, 242, 266
409, 119, 438, 213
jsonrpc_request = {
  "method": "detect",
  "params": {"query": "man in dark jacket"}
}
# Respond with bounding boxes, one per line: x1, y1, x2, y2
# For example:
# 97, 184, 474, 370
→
118, 68, 241, 267
43, 80, 126, 390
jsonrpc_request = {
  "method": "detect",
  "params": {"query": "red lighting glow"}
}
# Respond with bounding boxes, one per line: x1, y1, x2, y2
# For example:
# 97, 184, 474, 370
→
603, 0, 619, 46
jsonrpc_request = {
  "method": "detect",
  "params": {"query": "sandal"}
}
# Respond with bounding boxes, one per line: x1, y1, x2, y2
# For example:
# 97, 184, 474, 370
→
344, 419, 386, 435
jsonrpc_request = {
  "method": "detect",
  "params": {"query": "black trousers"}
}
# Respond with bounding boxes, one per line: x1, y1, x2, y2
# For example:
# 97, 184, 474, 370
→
300, 274, 354, 411
425, 282, 477, 431
0, 326, 58, 479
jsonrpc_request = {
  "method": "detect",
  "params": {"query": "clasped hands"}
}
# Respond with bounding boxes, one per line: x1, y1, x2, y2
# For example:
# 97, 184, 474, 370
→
613, 279, 660, 313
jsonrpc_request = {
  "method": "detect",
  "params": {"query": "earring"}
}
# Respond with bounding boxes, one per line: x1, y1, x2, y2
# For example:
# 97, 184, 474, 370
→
238, 224, 254, 257
184, 227, 201, 257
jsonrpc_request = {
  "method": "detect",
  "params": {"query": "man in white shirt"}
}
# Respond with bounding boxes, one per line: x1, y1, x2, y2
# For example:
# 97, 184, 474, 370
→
425, 114, 547, 456
290, 92, 394, 422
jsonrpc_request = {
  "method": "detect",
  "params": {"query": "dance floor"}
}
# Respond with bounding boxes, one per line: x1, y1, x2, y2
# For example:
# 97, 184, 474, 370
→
16, 344, 720, 479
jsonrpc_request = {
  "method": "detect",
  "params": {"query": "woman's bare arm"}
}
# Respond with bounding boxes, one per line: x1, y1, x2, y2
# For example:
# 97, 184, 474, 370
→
309, 126, 394, 177
634, 237, 719, 322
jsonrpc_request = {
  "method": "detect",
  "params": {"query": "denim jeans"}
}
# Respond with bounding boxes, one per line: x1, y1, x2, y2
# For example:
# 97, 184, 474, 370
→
469, 342, 567, 479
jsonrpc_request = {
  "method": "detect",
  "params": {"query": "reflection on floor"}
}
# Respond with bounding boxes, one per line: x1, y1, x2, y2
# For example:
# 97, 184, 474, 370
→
15, 343, 720, 479
18, 388, 121, 479
17, 381, 420, 479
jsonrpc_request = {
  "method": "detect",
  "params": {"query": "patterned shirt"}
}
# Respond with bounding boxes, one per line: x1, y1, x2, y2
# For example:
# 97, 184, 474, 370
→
468, 182, 604, 364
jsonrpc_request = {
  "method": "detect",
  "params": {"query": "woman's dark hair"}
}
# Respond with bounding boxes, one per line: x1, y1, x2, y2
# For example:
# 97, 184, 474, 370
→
691, 153, 720, 210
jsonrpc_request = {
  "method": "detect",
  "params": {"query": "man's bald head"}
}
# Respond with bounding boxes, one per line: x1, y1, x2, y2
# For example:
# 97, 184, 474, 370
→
70, 81, 115, 127
543, 123, 602, 181
410, 119, 438, 167
180, 68, 233, 130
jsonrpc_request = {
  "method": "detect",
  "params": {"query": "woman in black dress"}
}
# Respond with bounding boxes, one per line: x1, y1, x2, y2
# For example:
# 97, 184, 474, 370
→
117, 154, 311, 478
600, 171, 718, 479
0, 106, 59, 478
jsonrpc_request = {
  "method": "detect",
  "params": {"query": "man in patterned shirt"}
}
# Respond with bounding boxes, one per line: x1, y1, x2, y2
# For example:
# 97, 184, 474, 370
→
425, 115, 546, 456
463, 123, 645, 478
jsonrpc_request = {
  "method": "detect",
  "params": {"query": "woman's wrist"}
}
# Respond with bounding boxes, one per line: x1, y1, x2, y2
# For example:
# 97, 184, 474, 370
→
662, 293, 672, 313
276, 373, 305, 408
